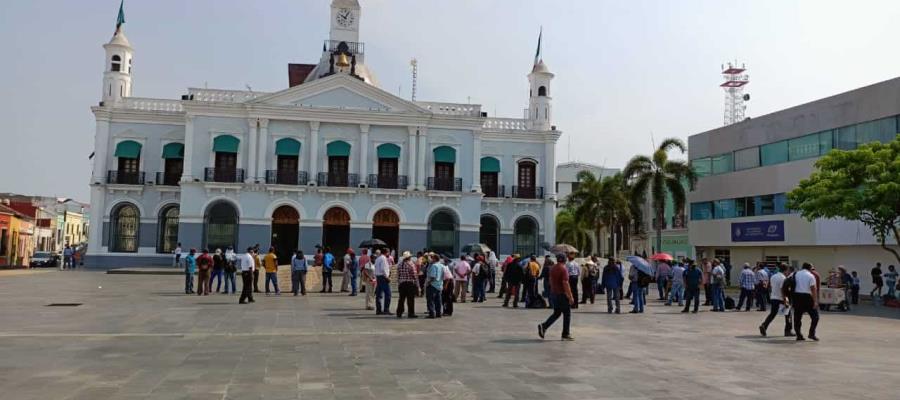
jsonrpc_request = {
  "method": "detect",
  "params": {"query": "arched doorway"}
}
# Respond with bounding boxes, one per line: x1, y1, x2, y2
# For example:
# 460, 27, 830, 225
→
479, 215, 499, 254
205, 201, 239, 251
322, 207, 350, 257
427, 209, 458, 256
372, 208, 399, 252
514, 216, 538, 256
271, 205, 300, 262
157, 205, 179, 253
110, 202, 139, 253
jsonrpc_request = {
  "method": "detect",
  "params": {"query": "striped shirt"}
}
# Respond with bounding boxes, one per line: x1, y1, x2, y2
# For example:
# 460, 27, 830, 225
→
739, 269, 756, 289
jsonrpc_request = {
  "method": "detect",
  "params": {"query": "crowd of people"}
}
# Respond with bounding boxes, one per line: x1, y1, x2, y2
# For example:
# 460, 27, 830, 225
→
171, 241, 894, 342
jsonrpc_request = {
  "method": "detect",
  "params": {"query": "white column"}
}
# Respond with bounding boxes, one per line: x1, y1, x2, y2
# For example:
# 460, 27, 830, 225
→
180, 115, 194, 181
416, 126, 428, 190
544, 140, 556, 198
86, 186, 105, 256
471, 130, 483, 192
406, 126, 417, 190
247, 119, 258, 183
359, 124, 369, 186
92, 118, 111, 183
257, 118, 269, 182
309, 121, 320, 184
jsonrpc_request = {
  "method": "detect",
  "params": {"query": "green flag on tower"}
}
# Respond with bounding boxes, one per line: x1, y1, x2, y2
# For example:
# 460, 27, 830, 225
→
116, 0, 126, 32
534, 27, 542, 65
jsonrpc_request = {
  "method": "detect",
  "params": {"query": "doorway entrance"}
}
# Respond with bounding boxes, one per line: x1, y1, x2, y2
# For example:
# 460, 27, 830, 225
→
322, 207, 351, 257
372, 208, 400, 252
271, 205, 300, 262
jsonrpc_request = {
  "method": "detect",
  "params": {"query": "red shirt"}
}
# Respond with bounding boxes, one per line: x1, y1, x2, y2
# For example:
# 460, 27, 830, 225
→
549, 262, 572, 298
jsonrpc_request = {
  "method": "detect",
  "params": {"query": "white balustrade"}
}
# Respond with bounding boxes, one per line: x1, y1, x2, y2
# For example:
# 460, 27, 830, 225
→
483, 117, 528, 131
415, 101, 482, 117
119, 97, 184, 112
187, 88, 269, 103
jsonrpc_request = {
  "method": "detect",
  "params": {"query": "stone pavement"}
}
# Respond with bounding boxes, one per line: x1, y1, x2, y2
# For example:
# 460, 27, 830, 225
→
0, 270, 898, 400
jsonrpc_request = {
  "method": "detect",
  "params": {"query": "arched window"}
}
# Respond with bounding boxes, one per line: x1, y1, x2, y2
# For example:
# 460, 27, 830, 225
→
157, 205, 179, 253
516, 159, 537, 199
514, 216, 538, 256
111, 55, 121, 72
428, 210, 458, 256
479, 215, 500, 253
205, 202, 239, 251
538, 86, 547, 96
110, 203, 139, 252
273, 138, 301, 184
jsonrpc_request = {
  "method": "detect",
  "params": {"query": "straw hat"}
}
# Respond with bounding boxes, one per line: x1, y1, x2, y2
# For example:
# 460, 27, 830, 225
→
402, 250, 412, 258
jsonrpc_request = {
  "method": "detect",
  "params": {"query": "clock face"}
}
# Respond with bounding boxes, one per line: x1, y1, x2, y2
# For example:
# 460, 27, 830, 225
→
335, 8, 355, 28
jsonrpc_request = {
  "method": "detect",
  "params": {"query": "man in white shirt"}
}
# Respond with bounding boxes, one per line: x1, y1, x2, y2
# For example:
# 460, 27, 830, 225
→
565, 254, 580, 309
759, 264, 793, 337
755, 266, 770, 312
173, 243, 183, 268
792, 263, 819, 341
373, 250, 392, 315
239, 247, 256, 304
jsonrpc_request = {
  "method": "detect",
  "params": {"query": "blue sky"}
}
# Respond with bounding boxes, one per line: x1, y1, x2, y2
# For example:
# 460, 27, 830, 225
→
2, 0, 900, 201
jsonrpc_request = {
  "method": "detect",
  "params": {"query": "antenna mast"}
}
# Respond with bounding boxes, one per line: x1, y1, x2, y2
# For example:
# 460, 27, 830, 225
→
409, 58, 418, 101
721, 61, 750, 125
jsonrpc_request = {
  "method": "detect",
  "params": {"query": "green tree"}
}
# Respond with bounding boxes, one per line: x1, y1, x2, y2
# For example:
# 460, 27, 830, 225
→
565, 171, 632, 256
623, 138, 697, 254
556, 207, 593, 255
787, 137, 900, 264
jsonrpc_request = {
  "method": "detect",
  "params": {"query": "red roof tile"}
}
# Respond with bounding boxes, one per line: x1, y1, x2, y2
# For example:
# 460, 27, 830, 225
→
288, 64, 317, 87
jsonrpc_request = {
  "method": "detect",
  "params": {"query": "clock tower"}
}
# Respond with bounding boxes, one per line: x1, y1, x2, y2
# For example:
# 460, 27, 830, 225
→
330, 0, 360, 44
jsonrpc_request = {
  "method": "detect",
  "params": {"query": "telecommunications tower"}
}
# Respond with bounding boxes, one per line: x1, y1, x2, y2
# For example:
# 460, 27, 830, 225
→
721, 62, 750, 125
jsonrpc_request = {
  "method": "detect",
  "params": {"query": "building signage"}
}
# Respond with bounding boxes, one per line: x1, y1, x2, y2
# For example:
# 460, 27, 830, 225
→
731, 220, 784, 242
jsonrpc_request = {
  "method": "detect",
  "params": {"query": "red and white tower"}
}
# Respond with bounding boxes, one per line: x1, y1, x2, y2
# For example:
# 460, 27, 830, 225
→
721, 62, 749, 125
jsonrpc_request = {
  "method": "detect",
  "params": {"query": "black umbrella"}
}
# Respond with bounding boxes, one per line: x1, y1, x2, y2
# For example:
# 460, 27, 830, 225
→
461, 243, 492, 254
358, 238, 388, 249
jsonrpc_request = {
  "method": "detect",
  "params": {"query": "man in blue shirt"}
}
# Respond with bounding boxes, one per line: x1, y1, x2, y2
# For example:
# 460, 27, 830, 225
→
183, 249, 196, 294
320, 247, 335, 293
681, 261, 703, 313
425, 254, 445, 318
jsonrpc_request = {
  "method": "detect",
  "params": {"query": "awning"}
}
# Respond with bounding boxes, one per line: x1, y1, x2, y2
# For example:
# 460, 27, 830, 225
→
212, 135, 240, 153
377, 143, 401, 159
433, 146, 456, 163
161, 142, 184, 159
327, 140, 351, 157
114, 140, 142, 159
275, 138, 301, 156
480, 156, 500, 172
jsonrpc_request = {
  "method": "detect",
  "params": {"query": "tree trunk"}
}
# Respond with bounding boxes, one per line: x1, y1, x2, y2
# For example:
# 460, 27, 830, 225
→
655, 209, 664, 255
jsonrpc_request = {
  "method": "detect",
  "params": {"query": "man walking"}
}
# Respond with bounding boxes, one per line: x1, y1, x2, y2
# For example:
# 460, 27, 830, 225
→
602, 258, 623, 313
425, 254, 444, 318
792, 263, 820, 341
238, 247, 256, 304
290, 250, 307, 296
396, 251, 418, 318
737, 263, 755, 311
173, 243, 182, 268
263, 247, 280, 295
681, 261, 702, 313
870, 262, 883, 299
759, 263, 793, 337
374, 249, 392, 315
538, 254, 575, 341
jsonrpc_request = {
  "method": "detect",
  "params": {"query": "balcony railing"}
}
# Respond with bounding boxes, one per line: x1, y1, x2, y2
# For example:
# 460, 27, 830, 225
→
511, 186, 544, 199
325, 40, 364, 55
155, 172, 180, 186
265, 170, 309, 186
107, 170, 145, 185
317, 172, 359, 187
483, 184, 505, 198
427, 177, 463, 192
367, 174, 408, 189
204, 168, 244, 183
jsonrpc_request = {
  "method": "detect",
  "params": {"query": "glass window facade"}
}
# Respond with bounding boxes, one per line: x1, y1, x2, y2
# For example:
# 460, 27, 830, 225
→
733, 147, 759, 170
711, 153, 733, 174
788, 133, 820, 161
691, 202, 713, 221
760, 141, 789, 166
692, 158, 711, 177
690, 192, 790, 221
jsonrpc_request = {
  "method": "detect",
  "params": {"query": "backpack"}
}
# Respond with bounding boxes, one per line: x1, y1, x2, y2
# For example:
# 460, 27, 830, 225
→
783, 274, 797, 297
724, 296, 735, 310
638, 270, 651, 287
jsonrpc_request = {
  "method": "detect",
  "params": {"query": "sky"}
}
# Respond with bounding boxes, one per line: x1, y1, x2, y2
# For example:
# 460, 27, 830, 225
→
2, 0, 900, 202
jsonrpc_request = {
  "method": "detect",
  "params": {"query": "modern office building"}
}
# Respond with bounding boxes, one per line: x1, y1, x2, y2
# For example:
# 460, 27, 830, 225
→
688, 77, 900, 289
87, 1, 560, 266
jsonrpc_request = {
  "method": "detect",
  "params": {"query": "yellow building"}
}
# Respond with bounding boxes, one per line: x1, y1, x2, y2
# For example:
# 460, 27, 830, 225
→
0, 204, 35, 267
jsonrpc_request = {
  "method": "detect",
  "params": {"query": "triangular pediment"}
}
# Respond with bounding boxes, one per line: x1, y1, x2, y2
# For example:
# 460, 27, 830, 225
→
250, 74, 429, 114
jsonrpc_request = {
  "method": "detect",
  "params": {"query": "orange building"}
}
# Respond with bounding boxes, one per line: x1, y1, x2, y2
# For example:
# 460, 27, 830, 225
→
0, 203, 35, 267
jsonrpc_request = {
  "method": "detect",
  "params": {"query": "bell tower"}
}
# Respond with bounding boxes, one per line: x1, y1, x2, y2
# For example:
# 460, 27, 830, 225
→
102, 1, 133, 105
329, 0, 360, 44
527, 49, 554, 130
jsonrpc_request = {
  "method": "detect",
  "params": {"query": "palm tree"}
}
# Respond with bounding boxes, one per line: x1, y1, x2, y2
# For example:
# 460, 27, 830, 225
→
597, 173, 631, 256
566, 171, 607, 255
623, 138, 698, 255
555, 207, 592, 255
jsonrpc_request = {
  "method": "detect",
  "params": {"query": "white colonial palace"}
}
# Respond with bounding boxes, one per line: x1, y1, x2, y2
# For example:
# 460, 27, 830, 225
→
87, 0, 560, 266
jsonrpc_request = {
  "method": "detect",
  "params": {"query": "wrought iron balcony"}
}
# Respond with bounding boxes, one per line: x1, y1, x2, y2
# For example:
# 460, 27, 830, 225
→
107, 170, 145, 185
483, 184, 505, 198
426, 177, 463, 192
204, 168, 245, 183
325, 40, 364, 55
511, 186, 544, 199
155, 171, 180, 186
367, 174, 408, 189
317, 172, 359, 188
265, 170, 309, 186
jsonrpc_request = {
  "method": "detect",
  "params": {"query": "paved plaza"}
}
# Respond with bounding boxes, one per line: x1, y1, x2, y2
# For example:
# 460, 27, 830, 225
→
0, 268, 898, 400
